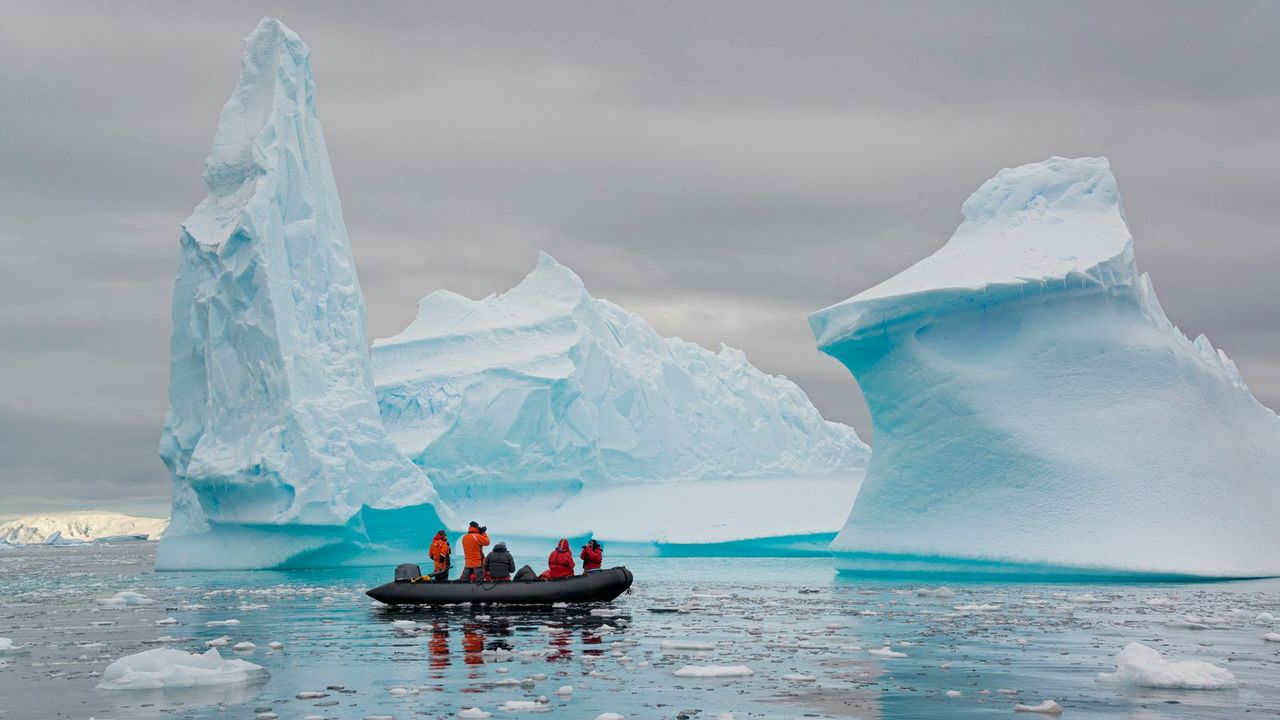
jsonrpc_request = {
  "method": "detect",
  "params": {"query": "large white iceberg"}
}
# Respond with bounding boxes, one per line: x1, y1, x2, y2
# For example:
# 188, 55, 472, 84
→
372, 253, 868, 554
810, 156, 1280, 578
157, 18, 450, 570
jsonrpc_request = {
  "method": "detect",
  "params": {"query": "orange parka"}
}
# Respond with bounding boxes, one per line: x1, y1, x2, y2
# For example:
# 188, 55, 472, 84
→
429, 531, 451, 573
461, 526, 490, 568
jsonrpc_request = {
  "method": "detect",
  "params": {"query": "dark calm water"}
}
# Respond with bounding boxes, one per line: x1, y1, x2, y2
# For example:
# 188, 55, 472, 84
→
1, 543, 1278, 719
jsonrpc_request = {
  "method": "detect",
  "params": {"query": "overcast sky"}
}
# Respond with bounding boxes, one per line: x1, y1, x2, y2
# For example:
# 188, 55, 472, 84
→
1, 1, 1277, 518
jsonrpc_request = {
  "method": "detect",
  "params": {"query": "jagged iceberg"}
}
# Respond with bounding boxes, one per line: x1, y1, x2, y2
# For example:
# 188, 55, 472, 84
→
810, 156, 1280, 579
157, 18, 451, 570
372, 253, 869, 555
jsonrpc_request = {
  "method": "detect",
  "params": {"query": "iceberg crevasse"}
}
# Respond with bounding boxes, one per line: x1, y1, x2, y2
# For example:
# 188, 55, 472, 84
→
157, 18, 450, 570
372, 253, 868, 553
810, 156, 1280, 578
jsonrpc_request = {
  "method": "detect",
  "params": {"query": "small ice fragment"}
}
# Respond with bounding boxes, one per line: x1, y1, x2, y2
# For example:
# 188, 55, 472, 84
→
868, 646, 908, 658
1264, 632, 1280, 642
388, 686, 419, 696
783, 673, 817, 682
953, 603, 1001, 612
206, 619, 240, 626
555, 685, 572, 696
916, 587, 956, 598
1014, 699, 1064, 714
205, 635, 231, 648
0, 638, 31, 654
295, 691, 327, 699
1097, 642, 1237, 689
1143, 596, 1171, 606
96, 647, 268, 690
232, 641, 256, 651
459, 710, 492, 719
96, 591, 154, 606
596, 714, 625, 720
945, 690, 962, 697
155, 617, 179, 625
269, 641, 284, 649
1067, 593, 1108, 604
498, 699, 548, 710
661, 640, 716, 651
672, 665, 754, 678
1257, 612, 1275, 623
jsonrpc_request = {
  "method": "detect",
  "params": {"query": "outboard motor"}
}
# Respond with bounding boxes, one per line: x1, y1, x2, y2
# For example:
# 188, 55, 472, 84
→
394, 563, 422, 583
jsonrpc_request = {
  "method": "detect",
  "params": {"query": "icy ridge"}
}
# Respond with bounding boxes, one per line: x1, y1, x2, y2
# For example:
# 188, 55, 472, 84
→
157, 18, 449, 570
374, 253, 868, 504
809, 156, 1280, 578
0, 512, 168, 545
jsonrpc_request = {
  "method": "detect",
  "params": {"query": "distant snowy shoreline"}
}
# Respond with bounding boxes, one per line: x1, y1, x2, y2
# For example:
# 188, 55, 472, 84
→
0, 511, 167, 546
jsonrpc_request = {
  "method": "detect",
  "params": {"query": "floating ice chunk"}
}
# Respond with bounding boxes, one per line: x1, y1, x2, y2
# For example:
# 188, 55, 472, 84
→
0, 638, 30, 654
1257, 612, 1275, 623
916, 587, 956, 598
155, 617, 179, 625
673, 665, 754, 678
596, 714, 625, 720
459, 710, 492, 719
1143, 597, 1172, 606
389, 686, 419, 696
296, 691, 327, 699
206, 619, 240, 626
204, 635, 230, 648
1067, 593, 1108, 604
661, 640, 716, 651
945, 690, 962, 697
953, 604, 1001, 613
268, 641, 284, 650
96, 591, 154, 607
1264, 633, 1280, 642
1167, 615, 1212, 630
783, 673, 817, 682
868, 646, 908, 658
232, 642, 255, 651
1097, 642, 1237, 689
555, 685, 572, 696
498, 698, 549, 711
142, 636, 184, 644
1014, 700, 1064, 714
96, 648, 268, 690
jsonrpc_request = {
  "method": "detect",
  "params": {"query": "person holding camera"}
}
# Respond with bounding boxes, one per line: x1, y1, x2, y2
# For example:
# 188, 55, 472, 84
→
458, 521, 490, 582
580, 539, 603, 574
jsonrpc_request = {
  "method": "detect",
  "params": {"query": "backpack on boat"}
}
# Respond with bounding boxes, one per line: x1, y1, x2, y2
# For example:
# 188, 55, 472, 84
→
394, 563, 423, 583
513, 564, 537, 581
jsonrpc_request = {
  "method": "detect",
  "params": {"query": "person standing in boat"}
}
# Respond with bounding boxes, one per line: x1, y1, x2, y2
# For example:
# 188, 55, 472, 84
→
579, 539, 603, 574
429, 529, 452, 580
543, 538, 576, 579
458, 521, 489, 582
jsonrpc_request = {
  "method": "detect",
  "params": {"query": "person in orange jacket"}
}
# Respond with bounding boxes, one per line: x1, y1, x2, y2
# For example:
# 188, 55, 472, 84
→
428, 529, 452, 580
459, 521, 489, 582
579, 538, 603, 573
544, 538, 575, 579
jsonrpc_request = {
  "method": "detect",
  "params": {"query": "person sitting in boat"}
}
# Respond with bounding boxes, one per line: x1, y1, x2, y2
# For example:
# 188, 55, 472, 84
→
579, 539, 603, 573
483, 542, 516, 581
428, 529, 452, 580
541, 538, 576, 579
458, 521, 489, 582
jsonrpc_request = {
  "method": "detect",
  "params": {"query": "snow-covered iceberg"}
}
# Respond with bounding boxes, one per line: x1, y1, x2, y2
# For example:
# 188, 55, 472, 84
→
810, 156, 1280, 578
372, 253, 868, 555
157, 18, 450, 570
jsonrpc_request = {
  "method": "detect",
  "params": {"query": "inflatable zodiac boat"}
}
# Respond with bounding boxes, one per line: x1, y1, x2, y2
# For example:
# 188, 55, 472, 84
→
366, 565, 634, 606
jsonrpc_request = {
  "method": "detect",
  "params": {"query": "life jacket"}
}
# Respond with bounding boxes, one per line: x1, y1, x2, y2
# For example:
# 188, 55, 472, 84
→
546, 539, 575, 578
461, 526, 489, 568
429, 532, 451, 572
580, 543, 603, 571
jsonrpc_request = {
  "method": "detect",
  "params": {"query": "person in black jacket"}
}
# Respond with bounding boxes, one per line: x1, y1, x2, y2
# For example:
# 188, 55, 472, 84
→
482, 542, 516, 580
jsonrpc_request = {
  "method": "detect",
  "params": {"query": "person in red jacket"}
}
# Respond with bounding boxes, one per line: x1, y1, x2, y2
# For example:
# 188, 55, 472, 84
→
579, 539, 603, 573
543, 538, 575, 579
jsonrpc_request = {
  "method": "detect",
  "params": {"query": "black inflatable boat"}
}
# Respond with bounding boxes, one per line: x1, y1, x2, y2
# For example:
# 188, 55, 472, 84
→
366, 566, 634, 606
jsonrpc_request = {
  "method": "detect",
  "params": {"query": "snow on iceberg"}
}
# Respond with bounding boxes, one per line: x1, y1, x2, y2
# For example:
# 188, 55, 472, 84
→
96, 648, 268, 690
372, 253, 868, 555
810, 156, 1280, 578
157, 18, 451, 570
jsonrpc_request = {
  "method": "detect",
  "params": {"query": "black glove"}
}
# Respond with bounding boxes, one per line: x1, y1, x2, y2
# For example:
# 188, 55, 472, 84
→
480, 526, 487, 535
